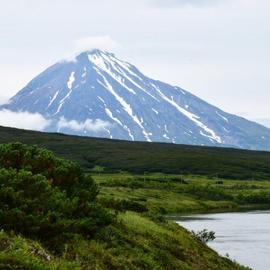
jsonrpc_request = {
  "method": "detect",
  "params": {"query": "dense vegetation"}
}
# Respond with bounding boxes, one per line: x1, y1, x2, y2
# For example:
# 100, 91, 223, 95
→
95, 173, 270, 215
0, 126, 270, 179
0, 143, 248, 269
0, 143, 113, 252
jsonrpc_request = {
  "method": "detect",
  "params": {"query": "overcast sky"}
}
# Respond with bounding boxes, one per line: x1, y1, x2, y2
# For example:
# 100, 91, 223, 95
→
1, 0, 270, 127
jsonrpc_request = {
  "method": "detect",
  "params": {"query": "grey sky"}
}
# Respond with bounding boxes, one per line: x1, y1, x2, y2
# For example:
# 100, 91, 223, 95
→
1, 0, 269, 127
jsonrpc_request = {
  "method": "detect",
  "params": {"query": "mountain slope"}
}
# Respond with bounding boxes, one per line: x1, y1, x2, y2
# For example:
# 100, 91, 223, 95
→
3, 49, 270, 150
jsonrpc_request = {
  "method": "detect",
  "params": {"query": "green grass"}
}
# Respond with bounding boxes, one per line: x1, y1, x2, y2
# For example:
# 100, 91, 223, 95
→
0, 230, 79, 270
0, 125, 270, 180
0, 214, 249, 270
94, 172, 270, 214
115, 211, 247, 270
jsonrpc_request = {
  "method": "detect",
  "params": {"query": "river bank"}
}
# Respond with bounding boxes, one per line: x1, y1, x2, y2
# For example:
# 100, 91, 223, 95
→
177, 210, 270, 270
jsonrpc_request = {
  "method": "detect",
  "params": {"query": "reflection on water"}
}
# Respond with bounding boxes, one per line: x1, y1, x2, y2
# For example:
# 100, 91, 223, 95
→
177, 210, 270, 270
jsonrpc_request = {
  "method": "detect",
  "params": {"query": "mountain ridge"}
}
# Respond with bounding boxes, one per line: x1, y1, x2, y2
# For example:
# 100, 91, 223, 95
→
3, 49, 270, 150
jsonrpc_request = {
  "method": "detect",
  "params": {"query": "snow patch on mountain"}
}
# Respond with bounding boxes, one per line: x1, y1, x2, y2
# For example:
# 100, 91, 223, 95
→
216, 111, 229, 123
96, 67, 151, 142
151, 83, 222, 143
67, 71, 75, 90
47, 91, 59, 109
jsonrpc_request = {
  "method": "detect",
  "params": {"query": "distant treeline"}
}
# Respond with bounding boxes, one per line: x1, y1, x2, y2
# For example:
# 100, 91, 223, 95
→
0, 125, 270, 180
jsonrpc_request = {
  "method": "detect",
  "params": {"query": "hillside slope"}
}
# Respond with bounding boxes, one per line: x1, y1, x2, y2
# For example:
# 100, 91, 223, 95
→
0, 125, 270, 180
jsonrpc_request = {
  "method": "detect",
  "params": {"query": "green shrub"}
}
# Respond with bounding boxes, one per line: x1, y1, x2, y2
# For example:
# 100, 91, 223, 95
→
0, 143, 114, 252
181, 184, 233, 201
192, 229, 216, 243
236, 191, 270, 204
99, 197, 147, 213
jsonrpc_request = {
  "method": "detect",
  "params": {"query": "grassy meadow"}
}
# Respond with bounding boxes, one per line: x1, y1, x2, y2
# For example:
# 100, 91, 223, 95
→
93, 172, 270, 215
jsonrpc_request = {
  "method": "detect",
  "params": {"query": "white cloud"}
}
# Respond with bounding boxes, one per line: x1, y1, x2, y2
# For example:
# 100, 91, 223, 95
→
0, 110, 51, 131
74, 36, 120, 52
0, 96, 10, 105
57, 117, 111, 132
150, 0, 225, 8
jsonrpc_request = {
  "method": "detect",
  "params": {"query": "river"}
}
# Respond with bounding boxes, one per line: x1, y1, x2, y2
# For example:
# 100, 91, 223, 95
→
176, 210, 270, 270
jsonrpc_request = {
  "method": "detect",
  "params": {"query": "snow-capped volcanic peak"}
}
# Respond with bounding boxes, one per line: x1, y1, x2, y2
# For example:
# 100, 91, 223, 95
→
4, 49, 270, 151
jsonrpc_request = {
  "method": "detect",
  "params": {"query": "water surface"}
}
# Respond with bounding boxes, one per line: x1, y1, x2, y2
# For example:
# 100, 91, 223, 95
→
176, 210, 270, 270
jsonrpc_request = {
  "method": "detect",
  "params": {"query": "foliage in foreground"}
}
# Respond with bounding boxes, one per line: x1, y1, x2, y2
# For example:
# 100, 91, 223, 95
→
0, 213, 249, 270
0, 143, 249, 269
0, 142, 113, 252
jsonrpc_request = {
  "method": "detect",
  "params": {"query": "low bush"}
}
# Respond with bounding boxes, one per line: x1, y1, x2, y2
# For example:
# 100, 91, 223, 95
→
236, 191, 270, 204
181, 184, 233, 201
192, 229, 216, 243
0, 143, 114, 252
99, 197, 148, 213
